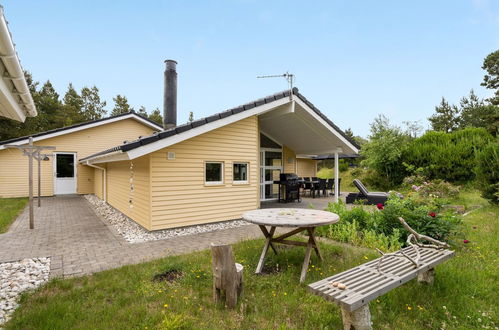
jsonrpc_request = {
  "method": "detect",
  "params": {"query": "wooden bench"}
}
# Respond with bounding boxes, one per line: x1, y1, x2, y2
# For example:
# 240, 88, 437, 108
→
308, 246, 454, 329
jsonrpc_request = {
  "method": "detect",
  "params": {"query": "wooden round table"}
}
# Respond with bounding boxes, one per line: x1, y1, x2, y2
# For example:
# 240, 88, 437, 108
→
242, 208, 339, 283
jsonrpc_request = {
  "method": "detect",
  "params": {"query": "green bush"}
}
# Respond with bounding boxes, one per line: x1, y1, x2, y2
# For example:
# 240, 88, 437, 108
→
403, 127, 493, 183
319, 195, 462, 249
475, 141, 499, 204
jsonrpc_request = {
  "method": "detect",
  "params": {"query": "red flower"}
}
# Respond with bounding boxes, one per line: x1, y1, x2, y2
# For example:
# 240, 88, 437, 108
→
463, 239, 469, 244
428, 212, 436, 218
376, 203, 384, 210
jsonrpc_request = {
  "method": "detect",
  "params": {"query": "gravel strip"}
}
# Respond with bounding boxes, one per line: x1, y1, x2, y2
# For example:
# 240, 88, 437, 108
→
84, 195, 250, 243
0, 257, 50, 326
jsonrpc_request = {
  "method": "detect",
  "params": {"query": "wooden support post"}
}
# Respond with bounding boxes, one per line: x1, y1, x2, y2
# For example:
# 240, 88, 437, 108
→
28, 137, 34, 229
211, 243, 243, 309
334, 151, 339, 203
37, 151, 41, 207
341, 305, 372, 330
417, 268, 435, 284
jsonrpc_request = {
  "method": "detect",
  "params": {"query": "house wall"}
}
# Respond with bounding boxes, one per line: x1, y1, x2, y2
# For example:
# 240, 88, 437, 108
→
93, 167, 104, 199
149, 116, 259, 230
282, 146, 296, 173
0, 118, 156, 198
296, 158, 317, 177
106, 156, 151, 230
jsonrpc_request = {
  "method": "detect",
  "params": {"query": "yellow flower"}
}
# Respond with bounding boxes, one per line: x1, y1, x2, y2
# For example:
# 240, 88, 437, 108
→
164, 304, 169, 308
407, 306, 412, 310
284, 292, 287, 296
363, 256, 368, 260
199, 307, 203, 311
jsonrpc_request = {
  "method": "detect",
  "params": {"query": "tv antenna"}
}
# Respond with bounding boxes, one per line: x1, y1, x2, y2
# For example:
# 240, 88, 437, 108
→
257, 71, 295, 98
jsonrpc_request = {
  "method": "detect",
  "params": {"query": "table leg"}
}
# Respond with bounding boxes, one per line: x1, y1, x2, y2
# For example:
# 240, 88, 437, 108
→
307, 227, 323, 260
256, 226, 276, 274
300, 234, 314, 283
258, 225, 278, 255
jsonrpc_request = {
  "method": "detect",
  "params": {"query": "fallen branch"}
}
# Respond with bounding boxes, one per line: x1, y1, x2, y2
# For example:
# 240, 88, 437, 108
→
376, 217, 449, 273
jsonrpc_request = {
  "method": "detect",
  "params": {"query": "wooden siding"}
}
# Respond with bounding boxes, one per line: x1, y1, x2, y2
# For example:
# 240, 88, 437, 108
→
93, 167, 104, 199
0, 119, 155, 198
150, 116, 259, 230
283, 146, 296, 173
107, 156, 150, 230
296, 158, 317, 177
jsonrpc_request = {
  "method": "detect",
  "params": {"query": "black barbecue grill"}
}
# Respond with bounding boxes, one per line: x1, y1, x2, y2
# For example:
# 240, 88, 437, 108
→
273, 173, 301, 203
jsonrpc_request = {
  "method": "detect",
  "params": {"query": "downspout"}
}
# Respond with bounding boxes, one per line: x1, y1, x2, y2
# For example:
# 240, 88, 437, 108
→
85, 161, 107, 202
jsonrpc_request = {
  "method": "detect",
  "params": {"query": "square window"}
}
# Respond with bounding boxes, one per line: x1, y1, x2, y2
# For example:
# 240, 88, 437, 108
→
233, 163, 249, 183
205, 162, 223, 184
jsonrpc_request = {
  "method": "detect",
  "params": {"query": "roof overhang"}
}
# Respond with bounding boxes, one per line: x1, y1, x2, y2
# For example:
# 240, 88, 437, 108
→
0, 113, 162, 150
82, 93, 358, 165
259, 97, 359, 156
0, 6, 37, 121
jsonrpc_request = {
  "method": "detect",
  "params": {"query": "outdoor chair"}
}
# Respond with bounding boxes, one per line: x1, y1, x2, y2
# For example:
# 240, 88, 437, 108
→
316, 179, 327, 197
347, 179, 389, 204
303, 177, 312, 197
325, 179, 334, 195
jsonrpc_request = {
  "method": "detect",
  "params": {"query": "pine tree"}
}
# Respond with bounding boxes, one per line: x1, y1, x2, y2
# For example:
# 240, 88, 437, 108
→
137, 106, 148, 118
59, 83, 85, 126
81, 86, 107, 121
148, 107, 163, 126
481, 50, 499, 105
111, 94, 133, 116
428, 97, 460, 133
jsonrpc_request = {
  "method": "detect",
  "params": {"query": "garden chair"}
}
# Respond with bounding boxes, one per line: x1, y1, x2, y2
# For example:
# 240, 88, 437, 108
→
346, 179, 389, 205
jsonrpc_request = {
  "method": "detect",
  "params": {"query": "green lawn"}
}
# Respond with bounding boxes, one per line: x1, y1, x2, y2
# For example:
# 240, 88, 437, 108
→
0, 198, 27, 233
4, 192, 498, 329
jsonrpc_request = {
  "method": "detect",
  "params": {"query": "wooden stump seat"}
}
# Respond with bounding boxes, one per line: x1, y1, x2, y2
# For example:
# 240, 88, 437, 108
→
211, 243, 243, 309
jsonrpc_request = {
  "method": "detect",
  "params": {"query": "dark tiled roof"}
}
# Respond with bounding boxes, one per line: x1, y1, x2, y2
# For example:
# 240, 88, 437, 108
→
0, 111, 162, 146
80, 88, 360, 162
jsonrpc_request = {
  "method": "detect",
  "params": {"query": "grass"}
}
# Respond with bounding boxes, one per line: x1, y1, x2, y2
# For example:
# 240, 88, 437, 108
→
317, 167, 357, 192
0, 198, 27, 233
4, 191, 498, 329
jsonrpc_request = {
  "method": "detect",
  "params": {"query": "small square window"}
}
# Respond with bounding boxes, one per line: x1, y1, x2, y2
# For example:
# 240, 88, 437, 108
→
233, 162, 249, 183
205, 162, 223, 184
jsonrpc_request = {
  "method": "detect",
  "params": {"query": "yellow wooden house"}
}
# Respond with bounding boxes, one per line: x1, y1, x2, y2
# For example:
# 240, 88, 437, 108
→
0, 61, 359, 231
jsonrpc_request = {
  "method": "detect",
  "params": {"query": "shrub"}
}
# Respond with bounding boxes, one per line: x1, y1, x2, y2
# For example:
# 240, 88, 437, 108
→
320, 195, 461, 249
403, 127, 493, 183
475, 141, 499, 204
360, 115, 409, 187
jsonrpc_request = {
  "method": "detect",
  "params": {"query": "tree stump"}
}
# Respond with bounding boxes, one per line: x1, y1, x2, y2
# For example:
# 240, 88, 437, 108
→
211, 243, 243, 308
340, 305, 372, 330
417, 268, 435, 284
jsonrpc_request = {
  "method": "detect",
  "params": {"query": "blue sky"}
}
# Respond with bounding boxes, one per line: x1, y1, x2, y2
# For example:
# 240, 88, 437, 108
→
3, 1, 498, 137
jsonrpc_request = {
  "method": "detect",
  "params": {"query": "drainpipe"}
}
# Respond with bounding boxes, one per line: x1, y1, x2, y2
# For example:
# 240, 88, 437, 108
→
85, 161, 107, 202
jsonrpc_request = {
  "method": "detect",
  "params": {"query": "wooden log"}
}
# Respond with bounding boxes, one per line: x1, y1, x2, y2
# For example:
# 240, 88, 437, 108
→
340, 304, 372, 330
211, 243, 243, 309
417, 268, 435, 284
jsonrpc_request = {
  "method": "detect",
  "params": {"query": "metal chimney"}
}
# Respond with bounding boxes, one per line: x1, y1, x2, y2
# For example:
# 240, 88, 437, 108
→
163, 59, 177, 129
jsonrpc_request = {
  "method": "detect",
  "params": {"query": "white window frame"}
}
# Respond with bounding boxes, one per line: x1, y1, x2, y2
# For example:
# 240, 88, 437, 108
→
205, 161, 224, 185
233, 162, 249, 184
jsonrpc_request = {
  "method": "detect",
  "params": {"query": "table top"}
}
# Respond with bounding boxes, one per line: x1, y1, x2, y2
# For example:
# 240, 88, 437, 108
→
242, 208, 339, 227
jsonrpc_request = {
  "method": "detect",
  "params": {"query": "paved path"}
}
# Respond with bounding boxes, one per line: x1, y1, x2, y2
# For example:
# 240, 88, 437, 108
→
0, 196, 264, 278
0, 194, 349, 278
